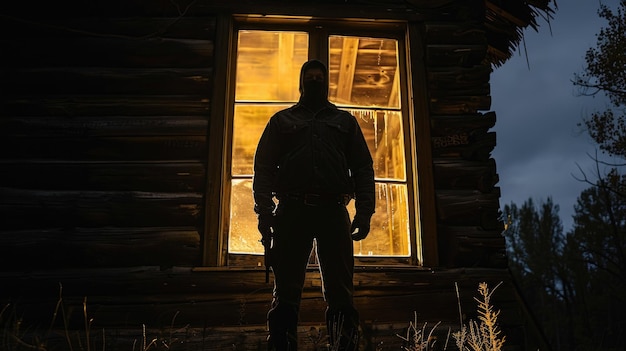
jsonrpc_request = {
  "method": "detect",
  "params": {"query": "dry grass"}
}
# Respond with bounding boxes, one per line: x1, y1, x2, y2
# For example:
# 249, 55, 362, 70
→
397, 282, 506, 351
396, 313, 448, 351
453, 282, 505, 351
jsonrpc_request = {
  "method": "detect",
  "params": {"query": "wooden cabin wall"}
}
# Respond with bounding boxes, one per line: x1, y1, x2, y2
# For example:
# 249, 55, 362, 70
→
424, 23, 506, 269
0, 3, 214, 270
0, 0, 505, 271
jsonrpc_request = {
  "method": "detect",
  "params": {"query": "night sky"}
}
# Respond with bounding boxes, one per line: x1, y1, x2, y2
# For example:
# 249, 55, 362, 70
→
491, 0, 619, 231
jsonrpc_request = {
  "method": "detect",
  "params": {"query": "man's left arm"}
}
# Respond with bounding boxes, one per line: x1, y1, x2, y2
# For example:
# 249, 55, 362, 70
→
348, 119, 376, 241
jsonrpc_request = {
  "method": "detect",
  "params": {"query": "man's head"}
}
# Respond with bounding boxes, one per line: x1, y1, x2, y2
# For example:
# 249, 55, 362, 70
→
299, 60, 328, 104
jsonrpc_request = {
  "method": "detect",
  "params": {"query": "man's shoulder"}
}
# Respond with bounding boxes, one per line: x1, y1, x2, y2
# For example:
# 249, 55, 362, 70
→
271, 102, 354, 122
327, 105, 358, 122
272, 105, 298, 116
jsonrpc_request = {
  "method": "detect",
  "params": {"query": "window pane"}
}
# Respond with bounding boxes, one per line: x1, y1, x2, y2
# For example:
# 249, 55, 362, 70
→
349, 183, 410, 256
346, 109, 406, 181
232, 104, 290, 176
230, 180, 410, 256
328, 36, 400, 108
229, 179, 264, 254
235, 30, 309, 102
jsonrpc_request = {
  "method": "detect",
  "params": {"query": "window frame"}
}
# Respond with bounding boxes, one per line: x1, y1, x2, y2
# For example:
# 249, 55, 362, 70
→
206, 14, 437, 268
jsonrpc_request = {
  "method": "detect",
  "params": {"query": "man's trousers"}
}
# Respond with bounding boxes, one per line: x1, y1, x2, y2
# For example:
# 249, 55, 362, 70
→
267, 200, 359, 351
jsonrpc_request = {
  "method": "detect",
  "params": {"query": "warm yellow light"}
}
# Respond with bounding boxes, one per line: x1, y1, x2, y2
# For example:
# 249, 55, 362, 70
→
229, 30, 411, 258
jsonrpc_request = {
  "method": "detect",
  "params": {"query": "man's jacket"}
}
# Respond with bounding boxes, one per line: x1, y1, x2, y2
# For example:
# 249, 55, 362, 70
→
253, 102, 375, 217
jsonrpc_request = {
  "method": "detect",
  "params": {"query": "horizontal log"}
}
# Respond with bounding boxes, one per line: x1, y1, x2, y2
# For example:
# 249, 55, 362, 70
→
1, 115, 208, 137
435, 189, 502, 230
0, 227, 201, 269
0, 16, 216, 40
430, 83, 490, 97
0, 266, 513, 298
424, 23, 487, 45
429, 95, 492, 114
2, 37, 213, 68
433, 158, 498, 192
0, 188, 203, 229
0, 161, 206, 192
430, 111, 496, 137
438, 225, 506, 268
0, 136, 206, 161
4, 68, 213, 95
426, 44, 488, 67
427, 65, 491, 96
432, 131, 496, 161
2, 95, 210, 117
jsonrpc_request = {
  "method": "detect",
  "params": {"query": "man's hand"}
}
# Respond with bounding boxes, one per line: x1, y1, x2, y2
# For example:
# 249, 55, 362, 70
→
350, 214, 371, 241
257, 213, 275, 284
258, 213, 275, 241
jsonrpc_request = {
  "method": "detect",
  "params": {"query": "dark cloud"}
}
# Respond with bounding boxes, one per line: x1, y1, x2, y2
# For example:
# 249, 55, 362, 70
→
490, 0, 616, 230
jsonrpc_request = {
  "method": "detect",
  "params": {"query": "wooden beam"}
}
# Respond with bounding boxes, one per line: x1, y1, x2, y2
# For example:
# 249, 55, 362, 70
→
336, 37, 359, 104
278, 32, 298, 99
204, 14, 234, 266
407, 23, 439, 267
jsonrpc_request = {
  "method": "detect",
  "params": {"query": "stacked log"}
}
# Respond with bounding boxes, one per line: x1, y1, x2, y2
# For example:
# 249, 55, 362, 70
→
0, 14, 213, 269
425, 20, 506, 268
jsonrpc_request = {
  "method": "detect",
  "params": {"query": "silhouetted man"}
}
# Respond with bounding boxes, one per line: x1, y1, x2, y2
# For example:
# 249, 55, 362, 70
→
253, 59, 375, 351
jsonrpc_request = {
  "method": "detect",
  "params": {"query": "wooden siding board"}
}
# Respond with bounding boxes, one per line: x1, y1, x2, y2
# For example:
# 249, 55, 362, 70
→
2, 37, 213, 68
424, 23, 487, 45
1, 96, 210, 117
433, 158, 498, 192
428, 65, 492, 96
0, 17, 217, 40
0, 227, 201, 269
0, 162, 206, 192
429, 95, 492, 115
1, 136, 206, 161
438, 225, 506, 268
0, 188, 203, 230
426, 44, 488, 67
432, 131, 496, 161
430, 111, 496, 136
4, 68, 213, 95
1, 116, 208, 137
435, 189, 502, 230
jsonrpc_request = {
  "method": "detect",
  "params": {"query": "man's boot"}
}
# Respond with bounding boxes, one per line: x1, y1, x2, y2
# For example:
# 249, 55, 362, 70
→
326, 308, 359, 351
268, 305, 298, 351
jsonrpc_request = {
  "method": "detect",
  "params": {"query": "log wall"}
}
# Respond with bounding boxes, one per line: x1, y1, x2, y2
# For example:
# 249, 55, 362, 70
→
0, 10, 213, 269
0, 0, 506, 271
425, 20, 505, 269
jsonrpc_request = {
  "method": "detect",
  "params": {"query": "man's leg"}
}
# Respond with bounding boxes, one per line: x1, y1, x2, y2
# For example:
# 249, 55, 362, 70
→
315, 205, 360, 351
268, 205, 313, 351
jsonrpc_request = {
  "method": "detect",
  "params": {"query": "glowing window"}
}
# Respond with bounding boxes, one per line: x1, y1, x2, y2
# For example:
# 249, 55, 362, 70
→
229, 29, 413, 258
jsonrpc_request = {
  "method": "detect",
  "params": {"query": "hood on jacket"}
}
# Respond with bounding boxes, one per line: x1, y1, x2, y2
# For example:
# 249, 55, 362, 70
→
298, 59, 329, 98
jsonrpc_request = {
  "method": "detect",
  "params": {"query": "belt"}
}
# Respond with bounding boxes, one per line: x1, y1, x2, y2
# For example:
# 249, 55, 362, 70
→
278, 193, 351, 206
